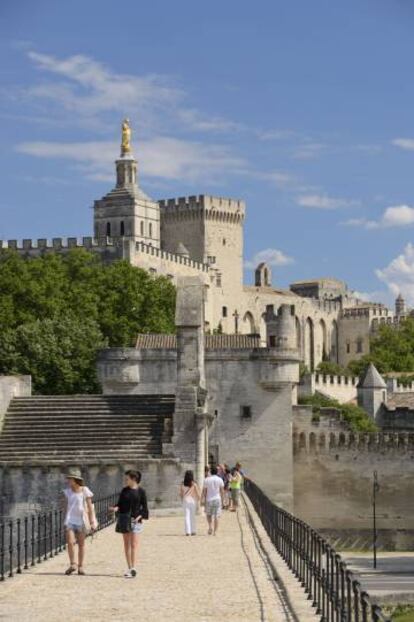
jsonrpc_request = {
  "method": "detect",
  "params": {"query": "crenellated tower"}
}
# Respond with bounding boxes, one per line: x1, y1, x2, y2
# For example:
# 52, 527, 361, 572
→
93, 119, 160, 247
159, 195, 245, 327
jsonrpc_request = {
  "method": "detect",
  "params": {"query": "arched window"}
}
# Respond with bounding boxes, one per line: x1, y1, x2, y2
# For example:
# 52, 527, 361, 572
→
106, 222, 111, 237
120, 221, 125, 236
140, 221, 144, 236
149, 223, 153, 238
222, 306, 228, 318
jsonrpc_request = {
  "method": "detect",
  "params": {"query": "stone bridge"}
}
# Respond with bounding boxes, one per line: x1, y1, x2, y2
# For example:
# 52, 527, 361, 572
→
1, 496, 317, 622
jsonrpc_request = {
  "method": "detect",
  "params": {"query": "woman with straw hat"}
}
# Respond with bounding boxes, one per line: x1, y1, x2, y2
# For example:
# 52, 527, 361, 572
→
63, 468, 96, 576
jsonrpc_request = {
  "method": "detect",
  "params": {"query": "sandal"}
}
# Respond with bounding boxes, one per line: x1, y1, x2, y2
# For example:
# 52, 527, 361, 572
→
78, 567, 86, 575
65, 565, 77, 575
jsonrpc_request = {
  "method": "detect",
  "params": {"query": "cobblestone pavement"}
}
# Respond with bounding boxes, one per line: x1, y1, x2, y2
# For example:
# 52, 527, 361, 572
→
1, 498, 317, 621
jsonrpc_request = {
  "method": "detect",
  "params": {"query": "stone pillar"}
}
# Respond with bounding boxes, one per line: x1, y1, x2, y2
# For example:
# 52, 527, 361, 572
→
173, 277, 209, 479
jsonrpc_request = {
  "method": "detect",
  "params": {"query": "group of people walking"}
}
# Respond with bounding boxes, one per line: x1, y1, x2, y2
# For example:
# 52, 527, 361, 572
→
62, 462, 244, 578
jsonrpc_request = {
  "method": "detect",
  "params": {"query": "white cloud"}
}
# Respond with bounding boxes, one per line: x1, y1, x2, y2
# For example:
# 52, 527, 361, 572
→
245, 248, 294, 270
16, 137, 247, 184
376, 243, 414, 304
26, 51, 181, 119
342, 205, 414, 229
297, 194, 356, 210
392, 138, 414, 151
292, 142, 325, 160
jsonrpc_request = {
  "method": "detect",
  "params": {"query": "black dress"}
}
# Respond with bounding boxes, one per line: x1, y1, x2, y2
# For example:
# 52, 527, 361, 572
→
115, 486, 149, 533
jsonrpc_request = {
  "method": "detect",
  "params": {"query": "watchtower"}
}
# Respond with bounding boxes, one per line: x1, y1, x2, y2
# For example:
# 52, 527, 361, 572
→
159, 195, 245, 294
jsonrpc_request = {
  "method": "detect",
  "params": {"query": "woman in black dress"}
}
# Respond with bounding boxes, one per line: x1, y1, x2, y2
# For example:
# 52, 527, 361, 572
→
110, 470, 149, 578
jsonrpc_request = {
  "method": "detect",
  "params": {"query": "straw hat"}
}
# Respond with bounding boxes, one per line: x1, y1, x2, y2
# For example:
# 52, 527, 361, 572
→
65, 468, 84, 483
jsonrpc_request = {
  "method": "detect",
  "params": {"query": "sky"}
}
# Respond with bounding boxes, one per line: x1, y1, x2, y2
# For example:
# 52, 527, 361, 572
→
1, 0, 414, 305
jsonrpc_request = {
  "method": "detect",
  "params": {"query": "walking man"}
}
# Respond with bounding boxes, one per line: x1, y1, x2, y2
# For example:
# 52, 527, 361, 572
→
202, 465, 225, 535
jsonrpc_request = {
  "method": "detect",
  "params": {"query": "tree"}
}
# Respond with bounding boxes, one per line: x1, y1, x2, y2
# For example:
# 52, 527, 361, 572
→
0, 249, 176, 394
348, 318, 414, 377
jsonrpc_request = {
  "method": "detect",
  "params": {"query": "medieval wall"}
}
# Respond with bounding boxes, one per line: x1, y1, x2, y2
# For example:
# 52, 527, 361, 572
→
0, 458, 188, 519
293, 430, 414, 549
298, 373, 358, 403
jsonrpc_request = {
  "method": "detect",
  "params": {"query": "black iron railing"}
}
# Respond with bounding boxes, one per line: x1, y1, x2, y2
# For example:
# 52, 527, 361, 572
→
0, 492, 117, 581
244, 479, 390, 622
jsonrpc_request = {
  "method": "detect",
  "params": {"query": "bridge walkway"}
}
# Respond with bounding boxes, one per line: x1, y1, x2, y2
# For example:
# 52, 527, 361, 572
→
1, 496, 318, 622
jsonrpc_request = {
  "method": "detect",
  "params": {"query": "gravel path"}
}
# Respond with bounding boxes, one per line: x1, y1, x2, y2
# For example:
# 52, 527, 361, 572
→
0, 498, 315, 621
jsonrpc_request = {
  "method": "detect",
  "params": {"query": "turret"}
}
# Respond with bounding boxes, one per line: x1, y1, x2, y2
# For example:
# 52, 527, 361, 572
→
265, 304, 297, 349
357, 363, 387, 420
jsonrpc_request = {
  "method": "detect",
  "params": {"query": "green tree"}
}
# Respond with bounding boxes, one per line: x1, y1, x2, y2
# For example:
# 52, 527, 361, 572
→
0, 249, 176, 394
298, 393, 377, 432
348, 317, 414, 377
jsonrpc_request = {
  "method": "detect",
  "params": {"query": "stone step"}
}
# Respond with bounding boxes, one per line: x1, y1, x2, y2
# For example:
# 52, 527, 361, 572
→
0, 450, 163, 459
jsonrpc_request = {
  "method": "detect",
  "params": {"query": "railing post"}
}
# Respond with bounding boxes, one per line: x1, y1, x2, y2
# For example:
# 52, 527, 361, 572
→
16, 518, 21, 573
24, 517, 28, 570
8, 520, 13, 578
0, 521, 4, 581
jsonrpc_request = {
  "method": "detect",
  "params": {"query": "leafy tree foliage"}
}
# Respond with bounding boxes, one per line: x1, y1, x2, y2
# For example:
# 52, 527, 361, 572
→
298, 393, 377, 432
316, 361, 352, 376
0, 249, 175, 394
348, 318, 414, 377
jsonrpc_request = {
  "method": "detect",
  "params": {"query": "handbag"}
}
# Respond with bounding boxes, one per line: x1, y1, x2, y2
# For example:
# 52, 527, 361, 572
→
115, 512, 132, 533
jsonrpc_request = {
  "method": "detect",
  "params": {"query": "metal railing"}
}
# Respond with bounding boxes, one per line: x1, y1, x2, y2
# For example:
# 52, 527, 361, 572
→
0, 492, 117, 581
244, 479, 390, 622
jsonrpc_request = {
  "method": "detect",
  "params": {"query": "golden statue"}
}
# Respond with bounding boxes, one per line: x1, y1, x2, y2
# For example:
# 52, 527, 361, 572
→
121, 118, 131, 155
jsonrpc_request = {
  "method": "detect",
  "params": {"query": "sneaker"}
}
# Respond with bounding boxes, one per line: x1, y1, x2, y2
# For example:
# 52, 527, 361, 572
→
124, 570, 133, 578
130, 568, 137, 577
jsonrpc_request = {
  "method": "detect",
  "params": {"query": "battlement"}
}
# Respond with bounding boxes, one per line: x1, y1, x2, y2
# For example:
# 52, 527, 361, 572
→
314, 373, 358, 387
294, 429, 414, 454
134, 241, 209, 272
342, 305, 393, 320
387, 377, 414, 393
0, 237, 118, 251
158, 194, 245, 223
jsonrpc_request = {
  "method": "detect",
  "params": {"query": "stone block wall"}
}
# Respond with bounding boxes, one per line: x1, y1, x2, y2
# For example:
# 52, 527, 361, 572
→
0, 458, 188, 519
293, 430, 414, 549
298, 373, 358, 403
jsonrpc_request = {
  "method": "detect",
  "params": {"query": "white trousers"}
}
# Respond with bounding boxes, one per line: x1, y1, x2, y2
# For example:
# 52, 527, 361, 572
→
183, 500, 197, 534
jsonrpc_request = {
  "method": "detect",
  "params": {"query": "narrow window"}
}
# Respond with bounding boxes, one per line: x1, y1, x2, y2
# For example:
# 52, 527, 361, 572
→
240, 405, 252, 419
140, 221, 144, 236
222, 238, 226, 246
149, 223, 153, 238
120, 221, 125, 236
216, 273, 222, 287
106, 222, 111, 237
222, 306, 227, 318
356, 339, 363, 353
346, 342, 350, 354
269, 335, 276, 347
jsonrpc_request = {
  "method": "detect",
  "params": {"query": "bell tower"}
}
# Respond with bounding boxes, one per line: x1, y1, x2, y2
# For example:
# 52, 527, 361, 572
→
93, 120, 160, 247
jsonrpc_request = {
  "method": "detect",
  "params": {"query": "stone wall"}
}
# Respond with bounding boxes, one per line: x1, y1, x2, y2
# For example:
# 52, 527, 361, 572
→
293, 430, 414, 549
0, 375, 31, 430
0, 458, 188, 519
298, 373, 358, 403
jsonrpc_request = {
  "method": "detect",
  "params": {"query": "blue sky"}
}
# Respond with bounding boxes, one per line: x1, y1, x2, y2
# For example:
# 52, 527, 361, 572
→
1, 1, 414, 304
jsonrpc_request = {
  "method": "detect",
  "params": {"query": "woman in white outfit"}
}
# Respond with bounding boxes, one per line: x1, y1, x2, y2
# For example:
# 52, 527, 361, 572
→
179, 470, 200, 536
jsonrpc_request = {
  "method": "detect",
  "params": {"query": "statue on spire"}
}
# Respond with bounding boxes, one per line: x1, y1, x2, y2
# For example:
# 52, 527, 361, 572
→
121, 118, 132, 156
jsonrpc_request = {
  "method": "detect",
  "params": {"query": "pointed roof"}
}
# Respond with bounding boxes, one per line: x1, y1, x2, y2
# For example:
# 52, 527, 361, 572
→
357, 363, 387, 389
176, 242, 190, 256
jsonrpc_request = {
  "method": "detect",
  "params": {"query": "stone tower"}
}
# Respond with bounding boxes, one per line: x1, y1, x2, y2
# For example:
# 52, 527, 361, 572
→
159, 194, 245, 304
396, 293, 406, 317
357, 363, 387, 420
93, 120, 160, 246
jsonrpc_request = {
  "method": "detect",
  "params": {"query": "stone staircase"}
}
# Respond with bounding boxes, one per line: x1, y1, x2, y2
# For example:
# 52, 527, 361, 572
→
0, 395, 175, 464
